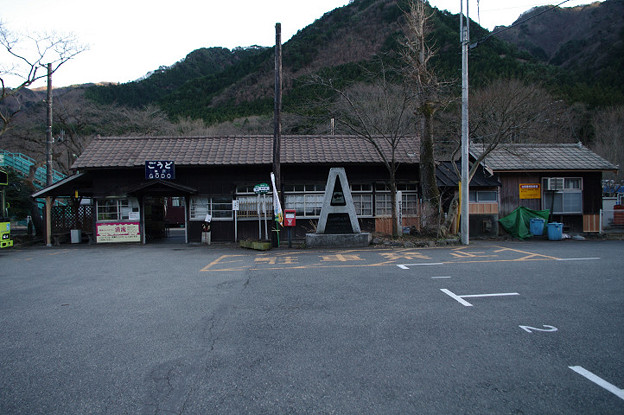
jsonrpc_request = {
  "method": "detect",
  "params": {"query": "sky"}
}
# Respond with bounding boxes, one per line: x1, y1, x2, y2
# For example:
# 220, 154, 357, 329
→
0, 0, 603, 89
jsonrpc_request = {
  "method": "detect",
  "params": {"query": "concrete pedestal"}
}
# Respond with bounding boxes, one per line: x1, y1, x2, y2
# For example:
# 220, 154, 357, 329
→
305, 233, 371, 248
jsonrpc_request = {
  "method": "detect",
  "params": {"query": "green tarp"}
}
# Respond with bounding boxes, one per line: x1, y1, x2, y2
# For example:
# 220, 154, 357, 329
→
499, 206, 550, 239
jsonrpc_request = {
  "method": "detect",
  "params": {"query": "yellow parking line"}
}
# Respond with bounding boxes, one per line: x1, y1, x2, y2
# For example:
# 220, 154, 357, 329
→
202, 245, 562, 272
200, 254, 246, 272
493, 246, 560, 261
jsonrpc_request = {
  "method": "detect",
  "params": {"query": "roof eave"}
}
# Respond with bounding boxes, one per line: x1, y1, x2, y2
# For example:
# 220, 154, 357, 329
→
491, 168, 616, 173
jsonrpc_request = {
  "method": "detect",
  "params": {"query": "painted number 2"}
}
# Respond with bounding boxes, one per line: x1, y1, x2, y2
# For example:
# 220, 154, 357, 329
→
519, 324, 558, 333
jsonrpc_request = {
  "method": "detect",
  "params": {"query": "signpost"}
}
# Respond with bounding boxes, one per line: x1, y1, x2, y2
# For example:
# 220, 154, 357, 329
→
253, 183, 270, 194
254, 183, 270, 240
232, 199, 239, 241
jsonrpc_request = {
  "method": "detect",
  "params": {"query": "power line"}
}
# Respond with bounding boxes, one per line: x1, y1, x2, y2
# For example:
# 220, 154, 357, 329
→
470, 0, 574, 49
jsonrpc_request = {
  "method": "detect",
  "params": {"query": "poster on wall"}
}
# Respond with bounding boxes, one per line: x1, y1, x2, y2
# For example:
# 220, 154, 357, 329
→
96, 222, 141, 243
519, 183, 541, 199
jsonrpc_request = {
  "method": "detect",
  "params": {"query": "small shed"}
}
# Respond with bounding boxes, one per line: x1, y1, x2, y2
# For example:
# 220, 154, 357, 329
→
472, 142, 618, 233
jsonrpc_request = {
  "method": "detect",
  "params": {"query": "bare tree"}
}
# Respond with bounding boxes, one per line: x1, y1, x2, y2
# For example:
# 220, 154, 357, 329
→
439, 79, 572, 233
469, 79, 571, 166
0, 22, 86, 137
2, 89, 178, 196
314, 65, 417, 236
401, 0, 445, 233
592, 106, 624, 182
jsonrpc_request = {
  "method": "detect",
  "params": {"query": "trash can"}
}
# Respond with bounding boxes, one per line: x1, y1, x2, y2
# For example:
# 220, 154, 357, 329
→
547, 222, 563, 241
529, 218, 545, 236
70, 229, 82, 244
201, 222, 211, 245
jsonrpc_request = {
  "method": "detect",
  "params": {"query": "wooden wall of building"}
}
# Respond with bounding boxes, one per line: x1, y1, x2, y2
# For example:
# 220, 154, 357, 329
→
498, 173, 541, 217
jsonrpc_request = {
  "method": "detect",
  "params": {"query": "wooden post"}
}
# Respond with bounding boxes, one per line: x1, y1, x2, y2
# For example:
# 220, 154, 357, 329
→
45, 63, 53, 247
45, 196, 52, 247
46, 63, 53, 187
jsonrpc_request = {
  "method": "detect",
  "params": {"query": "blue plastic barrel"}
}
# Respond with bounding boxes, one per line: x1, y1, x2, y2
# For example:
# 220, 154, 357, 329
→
547, 222, 563, 241
530, 218, 545, 236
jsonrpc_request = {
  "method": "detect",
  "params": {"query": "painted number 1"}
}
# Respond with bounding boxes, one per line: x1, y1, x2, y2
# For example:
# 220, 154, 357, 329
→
519, 325, 558, 333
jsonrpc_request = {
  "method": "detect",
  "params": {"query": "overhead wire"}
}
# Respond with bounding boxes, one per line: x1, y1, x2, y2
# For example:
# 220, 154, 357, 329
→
470, 0, 574, 49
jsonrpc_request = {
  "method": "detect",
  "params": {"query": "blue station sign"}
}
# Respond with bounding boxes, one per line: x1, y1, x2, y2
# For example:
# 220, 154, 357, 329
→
145, 160, 175, 180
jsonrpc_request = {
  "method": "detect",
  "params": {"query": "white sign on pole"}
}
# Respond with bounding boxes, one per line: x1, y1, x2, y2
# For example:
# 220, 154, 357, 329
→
232, 200, 239, 241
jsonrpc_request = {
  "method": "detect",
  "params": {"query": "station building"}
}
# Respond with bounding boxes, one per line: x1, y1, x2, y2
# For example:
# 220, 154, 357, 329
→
33, 136, 616, 243
34, 135, 421, 244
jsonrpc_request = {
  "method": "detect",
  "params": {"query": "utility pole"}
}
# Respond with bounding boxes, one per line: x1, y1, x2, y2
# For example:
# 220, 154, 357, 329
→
272, 23, 283, 247
45, 63, 53, 247
46, 63, 53, 187
460, 0, 470, 245
273, 23, 282, 191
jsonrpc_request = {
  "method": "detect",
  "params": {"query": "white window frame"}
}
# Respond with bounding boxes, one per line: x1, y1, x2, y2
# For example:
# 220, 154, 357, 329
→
96, 198, 138, 222
284, 184, 325, 218
190, 196, 233, 221
469, 190, 498, 203
350, 183, 373, 217
374, 183, 419, 217
352, 193, 374, 217
542, 177, 583, 214
282, 183, 377, 219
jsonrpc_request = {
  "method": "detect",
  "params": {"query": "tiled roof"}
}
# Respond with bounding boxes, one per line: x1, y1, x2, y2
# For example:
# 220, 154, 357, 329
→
72, 135, 420, 169
436, 161, 500, 187
471, 142, 618, 172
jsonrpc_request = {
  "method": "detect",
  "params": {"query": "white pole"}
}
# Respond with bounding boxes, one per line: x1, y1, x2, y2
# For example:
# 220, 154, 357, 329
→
599, 209, 603, 234
234, 207, 238, 242
263, 194, 268, 240
257, 194, 262, 239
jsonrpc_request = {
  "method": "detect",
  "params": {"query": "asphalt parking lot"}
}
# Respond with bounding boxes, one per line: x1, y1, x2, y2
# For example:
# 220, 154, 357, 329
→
1, 240, 623, 414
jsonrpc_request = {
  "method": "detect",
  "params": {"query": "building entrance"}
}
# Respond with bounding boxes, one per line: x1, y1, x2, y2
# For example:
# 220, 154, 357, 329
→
144, 196, 187, 243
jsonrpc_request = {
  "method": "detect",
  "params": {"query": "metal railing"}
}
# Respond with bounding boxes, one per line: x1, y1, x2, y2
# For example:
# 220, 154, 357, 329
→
0, 150, 65, 188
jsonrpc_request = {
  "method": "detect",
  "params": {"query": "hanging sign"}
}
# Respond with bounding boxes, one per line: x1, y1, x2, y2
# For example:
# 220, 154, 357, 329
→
254, 183, 270, 194
145, 161, 175, 180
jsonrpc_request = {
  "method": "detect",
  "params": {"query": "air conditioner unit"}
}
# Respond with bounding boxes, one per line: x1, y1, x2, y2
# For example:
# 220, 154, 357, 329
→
546, 177, 564, 191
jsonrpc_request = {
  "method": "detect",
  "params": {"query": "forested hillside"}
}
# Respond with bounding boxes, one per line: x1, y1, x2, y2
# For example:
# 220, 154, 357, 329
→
2, 0, 623, 179
85, 46, 269, 110
495, 0, 624, 107
86, 0, 604, 125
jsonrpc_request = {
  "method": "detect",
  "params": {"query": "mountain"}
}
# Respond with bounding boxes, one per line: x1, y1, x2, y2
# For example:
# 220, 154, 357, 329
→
4, 0, 623, 181
85, 46, 269, 109
494, 0, 624, 106
10, 0, 624, 138
86, 0, 567, 127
